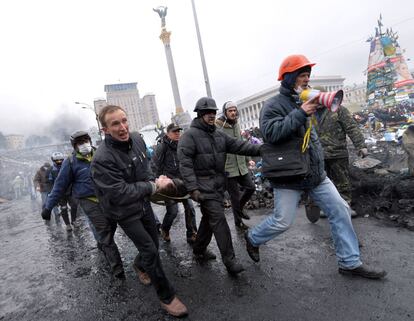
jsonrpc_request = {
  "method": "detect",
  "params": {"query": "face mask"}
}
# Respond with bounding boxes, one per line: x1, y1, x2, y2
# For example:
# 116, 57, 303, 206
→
294, 86, 304, 95
78, 142, 92, 155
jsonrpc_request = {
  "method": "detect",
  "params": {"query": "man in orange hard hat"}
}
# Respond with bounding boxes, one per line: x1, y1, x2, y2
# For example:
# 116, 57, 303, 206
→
244, 54, 387, 280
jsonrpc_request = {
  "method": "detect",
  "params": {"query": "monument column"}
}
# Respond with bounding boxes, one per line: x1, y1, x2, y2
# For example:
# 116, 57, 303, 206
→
154, 6, 183, 114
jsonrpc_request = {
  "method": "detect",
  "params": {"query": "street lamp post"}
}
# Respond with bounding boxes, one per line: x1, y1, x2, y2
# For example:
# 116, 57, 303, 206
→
191, 0, 212, 98
75, 101, 102, 141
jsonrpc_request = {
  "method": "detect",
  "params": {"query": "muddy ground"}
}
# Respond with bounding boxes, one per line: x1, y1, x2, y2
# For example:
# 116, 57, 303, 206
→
350, 141, 414, 230
0, 195, 413, 321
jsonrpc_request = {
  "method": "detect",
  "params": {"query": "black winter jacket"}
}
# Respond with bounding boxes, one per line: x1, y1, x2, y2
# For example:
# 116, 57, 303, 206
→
259, 86, 326, 190
91, 132, 155, 221
177, 117, 260, 200
151, 136, 181, 179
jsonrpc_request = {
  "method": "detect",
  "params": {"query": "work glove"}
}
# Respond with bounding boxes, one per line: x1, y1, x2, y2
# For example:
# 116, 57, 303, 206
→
190, 190, 203, 203
358, 148, 369, 158
41, 208, 52, 221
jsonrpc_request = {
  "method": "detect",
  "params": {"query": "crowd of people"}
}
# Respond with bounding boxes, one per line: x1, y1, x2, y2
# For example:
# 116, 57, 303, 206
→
27, 54, 393, 318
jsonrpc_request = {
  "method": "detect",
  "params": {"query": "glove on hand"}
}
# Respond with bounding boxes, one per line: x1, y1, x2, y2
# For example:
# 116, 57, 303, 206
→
41, 208, 52, 221
358, 148, 368, 158
190, 190, 203, 203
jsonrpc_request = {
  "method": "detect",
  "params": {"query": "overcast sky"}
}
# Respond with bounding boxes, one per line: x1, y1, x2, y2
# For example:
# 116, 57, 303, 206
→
1, 0, 414, 136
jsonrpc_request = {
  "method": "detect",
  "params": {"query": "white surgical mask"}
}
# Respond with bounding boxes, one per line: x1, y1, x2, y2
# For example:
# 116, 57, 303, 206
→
78, 142, 92, 155
294, 86, 304, 95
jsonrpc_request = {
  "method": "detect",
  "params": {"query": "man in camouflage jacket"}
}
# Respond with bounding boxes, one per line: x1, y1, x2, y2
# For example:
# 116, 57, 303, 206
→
315, 105, 368, 210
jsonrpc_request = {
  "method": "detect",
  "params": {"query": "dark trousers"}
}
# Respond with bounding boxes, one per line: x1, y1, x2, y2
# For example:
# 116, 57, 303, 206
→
57, 196, 78, 225
78, 199, 124, 275
162, 199, 197, 237
325, 158, 352, 203
226, 173, 255, 225
193, 198, 235, 266
119, 207, 175, 304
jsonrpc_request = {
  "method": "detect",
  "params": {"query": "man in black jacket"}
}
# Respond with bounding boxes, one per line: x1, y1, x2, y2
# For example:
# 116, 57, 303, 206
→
177, 97, 261, 275
91, 105, 187, 318
151, 123, 197, 244
244, 54, 386, 280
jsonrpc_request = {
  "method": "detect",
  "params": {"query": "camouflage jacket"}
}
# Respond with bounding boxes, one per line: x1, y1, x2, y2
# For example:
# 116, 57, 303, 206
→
315, 106, 366, 159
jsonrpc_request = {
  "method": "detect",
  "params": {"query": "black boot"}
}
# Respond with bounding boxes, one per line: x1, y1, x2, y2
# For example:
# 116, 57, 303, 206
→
113, 267, 126, 280
338, 264, 387, 279
239, 210, 250, 220
305, 204, 320, 223
244, 231, 260, 262
225, 260, 245, 275
235, 221, 249, 231
194, 249, 217, 261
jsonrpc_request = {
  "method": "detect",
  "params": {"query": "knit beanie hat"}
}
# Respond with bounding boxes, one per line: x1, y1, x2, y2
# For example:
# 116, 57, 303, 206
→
222, 101, 237, 112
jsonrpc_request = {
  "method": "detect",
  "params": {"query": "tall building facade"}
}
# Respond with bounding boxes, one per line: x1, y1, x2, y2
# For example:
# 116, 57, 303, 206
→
236, 75, 345, 130
141, 94, 160, 125
343, 83, 367, 112
104, 83, 160, 131
104, 83, 143, 131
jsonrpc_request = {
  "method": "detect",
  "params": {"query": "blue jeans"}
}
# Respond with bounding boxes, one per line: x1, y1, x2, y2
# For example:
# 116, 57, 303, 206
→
248, 177, 361, 269
40, 192, 49, 207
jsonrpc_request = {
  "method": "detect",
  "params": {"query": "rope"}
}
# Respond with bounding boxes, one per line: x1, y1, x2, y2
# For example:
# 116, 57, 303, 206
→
301, 115, 317, 153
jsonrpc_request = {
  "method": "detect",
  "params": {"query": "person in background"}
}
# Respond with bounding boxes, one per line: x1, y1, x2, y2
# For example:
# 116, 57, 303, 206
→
402, 125, 414, 176
12, 174, 24, 200
33, 162, 52, 206
151, 123, 198, 244
216, 101, 256, 231
48, 151, 79, 231
41, 131, 125, 279
306, 87, 368, 222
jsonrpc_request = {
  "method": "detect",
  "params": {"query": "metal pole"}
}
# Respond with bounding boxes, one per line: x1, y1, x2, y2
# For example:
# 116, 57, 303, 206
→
191, 0, 212, 98
94, 107, 102, 140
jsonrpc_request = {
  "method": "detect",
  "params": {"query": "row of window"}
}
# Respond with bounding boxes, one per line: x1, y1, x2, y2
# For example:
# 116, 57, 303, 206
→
239, 101, 265, 123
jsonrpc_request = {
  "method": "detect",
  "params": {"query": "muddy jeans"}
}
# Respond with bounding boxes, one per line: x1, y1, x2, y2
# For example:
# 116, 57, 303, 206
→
119, 207, 175, 304
78, 199, 123, 275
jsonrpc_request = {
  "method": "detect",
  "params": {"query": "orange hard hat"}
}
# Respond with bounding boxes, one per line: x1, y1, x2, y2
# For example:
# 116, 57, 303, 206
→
278, 54, 316, 81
